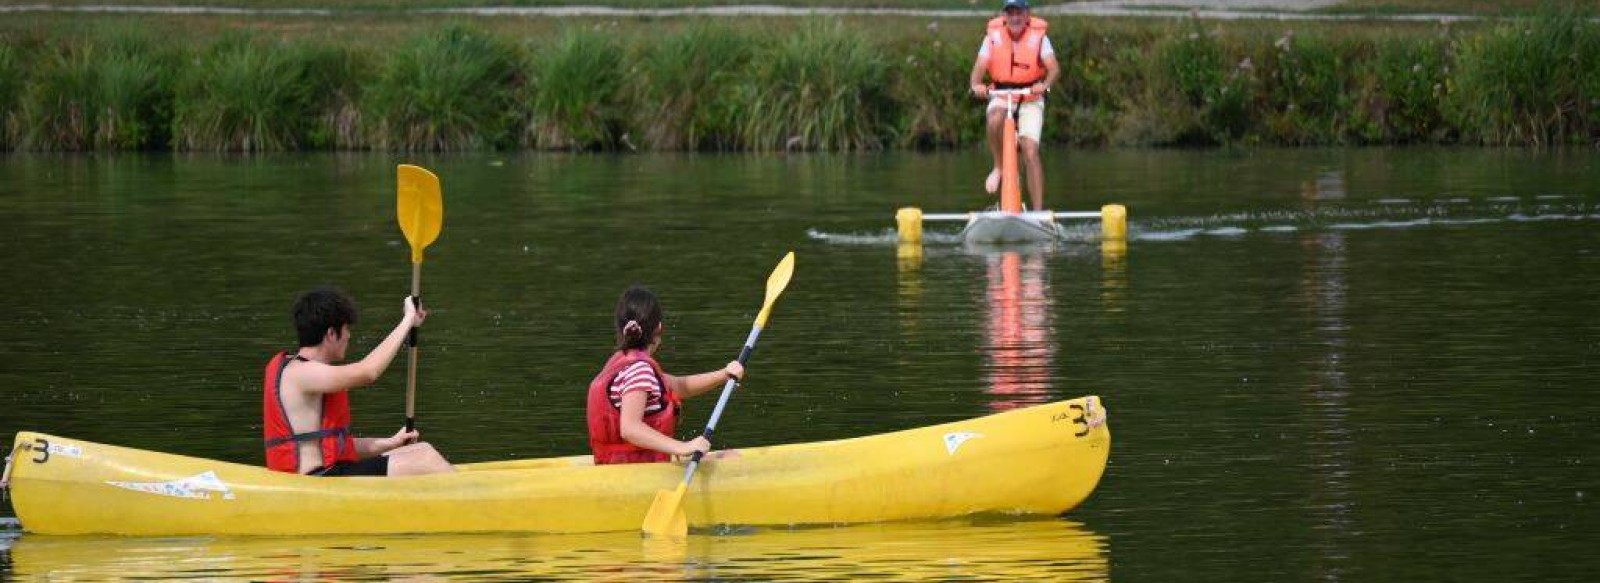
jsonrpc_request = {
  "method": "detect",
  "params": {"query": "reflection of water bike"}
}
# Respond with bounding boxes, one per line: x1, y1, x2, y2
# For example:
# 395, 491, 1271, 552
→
897, 88, 1126, 246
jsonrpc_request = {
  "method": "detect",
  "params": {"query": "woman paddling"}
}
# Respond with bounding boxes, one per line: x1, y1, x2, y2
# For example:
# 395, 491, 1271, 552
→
586, 285, 743, 465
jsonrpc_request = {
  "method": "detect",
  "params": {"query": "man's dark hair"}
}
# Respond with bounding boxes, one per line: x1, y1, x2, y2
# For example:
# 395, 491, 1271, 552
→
293, 286, 359, 348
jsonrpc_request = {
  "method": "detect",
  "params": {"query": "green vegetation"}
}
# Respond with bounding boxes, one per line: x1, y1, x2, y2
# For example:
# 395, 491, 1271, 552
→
17, 0, 1582, 16
1320, 0, 1588, 17
174, 35, 329, 151
1446, 10, 1598, 145
527, 28, 626, 150
0, 8, 1595, 151
7, 0, 1008, 11
0, 43, 15, 149
369, 25, 519, 151
740, 21, 892, 151
635, 23, 752, 150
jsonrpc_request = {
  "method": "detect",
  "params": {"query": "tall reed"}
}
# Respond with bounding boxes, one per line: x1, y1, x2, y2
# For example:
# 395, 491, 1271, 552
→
0, 42, 18, 149
525, 27, 626, 150
303, 45, 370, 150
93, 31, 175, 150
635, 22, 751, 150
366, 24, 519, 152
738, 19, 892, 151
1446, 9, 1595, 145
173, 34, 326, 151
19, 42, 99, 151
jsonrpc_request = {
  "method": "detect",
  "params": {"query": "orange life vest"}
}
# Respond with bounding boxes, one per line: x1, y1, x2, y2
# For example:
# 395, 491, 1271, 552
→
263, 351, 358, 473
587, 350, 681, 465
985, 16, 1049, 99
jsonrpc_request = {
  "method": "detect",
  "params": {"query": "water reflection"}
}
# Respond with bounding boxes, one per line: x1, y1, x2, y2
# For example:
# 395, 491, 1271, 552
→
1101, 239, 1128, 312
897, 237, 1125, 412
1300, 169, 1354, 581
8, 519, 1107, 581
977, 247, 1058, 411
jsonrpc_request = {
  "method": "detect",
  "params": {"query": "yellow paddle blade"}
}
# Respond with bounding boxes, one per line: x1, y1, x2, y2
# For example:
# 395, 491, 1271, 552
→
641, 485, 689, 537
754, 251, 796, 329
396, 164, 444, 264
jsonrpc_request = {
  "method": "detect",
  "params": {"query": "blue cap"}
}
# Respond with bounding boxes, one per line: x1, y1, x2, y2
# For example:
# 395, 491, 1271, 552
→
1002, 0, 1030, 10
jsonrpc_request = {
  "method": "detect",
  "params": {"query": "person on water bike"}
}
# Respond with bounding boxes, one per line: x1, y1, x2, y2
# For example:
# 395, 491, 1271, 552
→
263, 287, 454, 477
968, 0, 1060, 212
586, 285, 744, 465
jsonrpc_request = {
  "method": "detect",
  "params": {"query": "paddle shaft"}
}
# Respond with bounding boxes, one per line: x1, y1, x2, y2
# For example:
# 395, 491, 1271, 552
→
404, 264, 421, 433
674, 326, 762, 486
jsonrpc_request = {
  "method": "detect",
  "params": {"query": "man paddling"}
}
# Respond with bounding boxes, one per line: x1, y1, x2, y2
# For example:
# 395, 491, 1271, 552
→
968, 0, 1060, 212
263, 287, 453, 476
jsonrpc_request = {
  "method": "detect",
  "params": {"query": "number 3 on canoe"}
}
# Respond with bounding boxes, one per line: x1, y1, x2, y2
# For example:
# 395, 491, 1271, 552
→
396, 164, 443, 435
641, 251, 796, 538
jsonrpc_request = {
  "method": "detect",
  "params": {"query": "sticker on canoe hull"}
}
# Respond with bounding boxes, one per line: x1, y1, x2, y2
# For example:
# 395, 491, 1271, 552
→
944, 432, 983, 455
106, 471, 235, 500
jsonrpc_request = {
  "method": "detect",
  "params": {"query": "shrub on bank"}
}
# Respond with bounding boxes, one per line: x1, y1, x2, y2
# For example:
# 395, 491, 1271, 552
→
368, 24, 520, 152
1146, 21, 1254, 145
173, 34, 331, 151
1362, 34, 1451, 144
1261, 32, 1356, 145
0, 42, 20, 150
19, 41, 119, 151
92, 32, 175, 151
526, 27, 627, 150
739, 20, 892, 151
885, 24, 974, 148
1446, 9, 1599, 146
635, 23, 752, 150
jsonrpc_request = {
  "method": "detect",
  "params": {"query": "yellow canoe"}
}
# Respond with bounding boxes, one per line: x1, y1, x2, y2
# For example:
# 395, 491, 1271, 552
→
4, 396, 1108, 536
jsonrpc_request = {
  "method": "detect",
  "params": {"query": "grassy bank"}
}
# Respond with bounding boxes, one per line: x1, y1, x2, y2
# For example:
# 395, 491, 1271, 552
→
14, 0, 1591, 16
1, 9, 1596, 151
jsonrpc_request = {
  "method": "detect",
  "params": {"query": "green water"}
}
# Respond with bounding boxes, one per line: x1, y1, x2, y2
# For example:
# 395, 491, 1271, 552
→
1, 149, 1596, 580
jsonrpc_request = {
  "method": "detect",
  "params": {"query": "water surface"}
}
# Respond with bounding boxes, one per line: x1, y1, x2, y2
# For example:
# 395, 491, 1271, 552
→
1, 149, 1596, 580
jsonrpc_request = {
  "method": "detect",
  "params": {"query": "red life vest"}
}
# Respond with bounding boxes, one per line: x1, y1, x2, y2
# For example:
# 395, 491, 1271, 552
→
587, 350, 681, 465
263, 351, 358, 473
985, 16, 1049, 100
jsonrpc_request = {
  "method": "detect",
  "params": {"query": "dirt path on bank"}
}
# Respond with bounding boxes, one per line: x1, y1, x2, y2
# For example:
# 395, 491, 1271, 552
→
0, 1, 1488, 22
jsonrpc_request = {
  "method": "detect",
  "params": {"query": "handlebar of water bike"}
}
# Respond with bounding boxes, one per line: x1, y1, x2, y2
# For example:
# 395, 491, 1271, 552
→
987, 88, 1034, 97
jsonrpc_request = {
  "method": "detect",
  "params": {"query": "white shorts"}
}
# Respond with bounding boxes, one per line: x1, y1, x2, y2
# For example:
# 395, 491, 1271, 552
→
988, 98, 1045, 143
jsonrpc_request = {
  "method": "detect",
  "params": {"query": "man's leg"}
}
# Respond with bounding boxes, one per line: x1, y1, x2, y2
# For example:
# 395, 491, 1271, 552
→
985, 105, 1006, 194
384, 442, 454, 476
1016, 102, 1047, 211
1021, 138, 1045, 211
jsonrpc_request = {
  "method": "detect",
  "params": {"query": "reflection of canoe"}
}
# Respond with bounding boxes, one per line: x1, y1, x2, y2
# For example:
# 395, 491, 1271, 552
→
7, 518, 1108, 581
959, 210, 1065, 244
6, 397, 1109, 536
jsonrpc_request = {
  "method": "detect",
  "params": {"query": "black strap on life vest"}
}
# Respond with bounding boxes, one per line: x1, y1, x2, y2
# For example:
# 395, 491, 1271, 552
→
263, 353, 351, 458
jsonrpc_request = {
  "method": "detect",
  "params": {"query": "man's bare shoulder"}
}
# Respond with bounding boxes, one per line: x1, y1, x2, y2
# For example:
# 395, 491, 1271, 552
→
280, 359, 341, 397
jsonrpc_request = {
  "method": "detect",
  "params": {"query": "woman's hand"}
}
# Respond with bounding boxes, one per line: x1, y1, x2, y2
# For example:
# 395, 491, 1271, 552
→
678, 436, 711, 458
